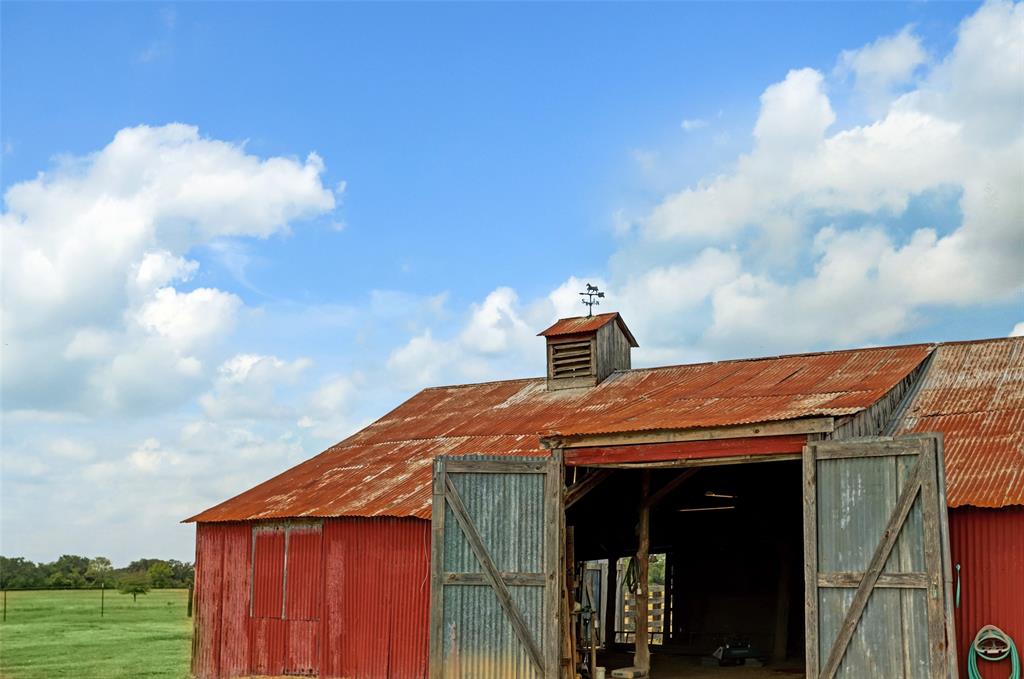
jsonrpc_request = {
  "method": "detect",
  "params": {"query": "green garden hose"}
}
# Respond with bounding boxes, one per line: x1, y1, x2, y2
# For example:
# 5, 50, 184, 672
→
968, 625, 1020, 679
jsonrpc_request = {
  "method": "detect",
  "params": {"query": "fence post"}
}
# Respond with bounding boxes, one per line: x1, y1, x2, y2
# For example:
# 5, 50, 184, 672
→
101, 583, 105, 617
187, 583, 193, 618
3, 589, 6, 622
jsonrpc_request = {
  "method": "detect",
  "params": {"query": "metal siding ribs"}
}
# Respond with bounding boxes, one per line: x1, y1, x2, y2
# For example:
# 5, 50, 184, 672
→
897, 338, 1024, 507
948, 507, 1024, 679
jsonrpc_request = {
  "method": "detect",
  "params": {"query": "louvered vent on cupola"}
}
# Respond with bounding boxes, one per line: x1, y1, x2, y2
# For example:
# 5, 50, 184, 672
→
538, 312, 638, 391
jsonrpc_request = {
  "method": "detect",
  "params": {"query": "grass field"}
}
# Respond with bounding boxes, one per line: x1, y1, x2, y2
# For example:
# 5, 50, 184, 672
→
0, 588, 192, 678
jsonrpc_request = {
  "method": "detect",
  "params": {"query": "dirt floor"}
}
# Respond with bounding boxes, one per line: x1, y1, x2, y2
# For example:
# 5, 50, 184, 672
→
596, 650, 805, 679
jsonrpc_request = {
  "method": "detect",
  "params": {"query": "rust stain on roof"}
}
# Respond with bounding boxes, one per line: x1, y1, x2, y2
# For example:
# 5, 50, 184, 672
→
896, 337, 1024, 508
187, 343, 933, 523
538, 312, 639, 346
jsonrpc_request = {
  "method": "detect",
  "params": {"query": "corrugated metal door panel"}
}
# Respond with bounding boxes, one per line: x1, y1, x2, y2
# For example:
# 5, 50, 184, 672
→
320, 517, 431, 679
253, 527, 285, 618
286, 524, 323, 621
193, 524, 223, 679
286, 620, 319, 676
949, 507, 1024, 679
433, 456, 559, 679
218, 524, 251, 677
806, 437, 955, 679
248, 617, 287, 676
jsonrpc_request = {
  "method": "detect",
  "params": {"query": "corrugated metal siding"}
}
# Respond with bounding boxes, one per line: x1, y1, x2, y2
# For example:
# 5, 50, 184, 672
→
898, 338, 1024, 508
188, 344, 931, 523
286, 524, 323, 621
949, 507, 1024, 679
252, 527, 285, 618
321, 517, 431, 679
248, 617, 286, 676
192, 523, 250, 679
440, 459, 547, 679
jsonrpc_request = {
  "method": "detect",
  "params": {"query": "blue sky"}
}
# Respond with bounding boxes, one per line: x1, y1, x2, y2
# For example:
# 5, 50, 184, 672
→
2, 1, 1021, 564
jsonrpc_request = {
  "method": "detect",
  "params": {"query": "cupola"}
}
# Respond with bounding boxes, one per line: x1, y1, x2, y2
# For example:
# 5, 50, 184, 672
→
538, 312, 638, 390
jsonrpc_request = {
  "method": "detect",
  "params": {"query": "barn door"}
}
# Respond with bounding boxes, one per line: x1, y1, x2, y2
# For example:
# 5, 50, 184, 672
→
804, 435, 957, 679
429, 454, 563, 679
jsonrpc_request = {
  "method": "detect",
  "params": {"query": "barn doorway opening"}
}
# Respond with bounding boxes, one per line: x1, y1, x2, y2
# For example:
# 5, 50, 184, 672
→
565, 460, 805, 678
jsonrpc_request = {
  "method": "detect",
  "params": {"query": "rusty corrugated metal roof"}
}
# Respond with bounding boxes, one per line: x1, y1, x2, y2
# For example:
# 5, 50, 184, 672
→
186, 343, 932, 523
896, 337, 1024, 508
538, 312, 639, 346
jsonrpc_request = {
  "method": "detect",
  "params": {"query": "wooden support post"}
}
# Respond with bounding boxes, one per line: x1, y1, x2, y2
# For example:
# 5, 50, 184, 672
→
634, 470, 651, 671
186, 583, 192, 618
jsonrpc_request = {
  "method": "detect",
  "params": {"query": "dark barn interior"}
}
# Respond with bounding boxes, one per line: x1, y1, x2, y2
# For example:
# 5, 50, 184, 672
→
567, 460, 806, 677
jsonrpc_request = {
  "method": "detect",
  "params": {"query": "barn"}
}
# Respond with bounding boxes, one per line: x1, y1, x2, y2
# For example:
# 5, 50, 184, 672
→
185, 312, 1023, 679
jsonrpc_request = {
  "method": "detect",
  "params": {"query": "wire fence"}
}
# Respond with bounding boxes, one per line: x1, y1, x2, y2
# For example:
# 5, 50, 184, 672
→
1, 585, 194, 622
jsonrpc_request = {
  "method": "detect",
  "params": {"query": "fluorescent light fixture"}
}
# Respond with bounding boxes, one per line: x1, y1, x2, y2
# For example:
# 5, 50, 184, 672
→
677, 506, 736, 513
704, 491, 736, 499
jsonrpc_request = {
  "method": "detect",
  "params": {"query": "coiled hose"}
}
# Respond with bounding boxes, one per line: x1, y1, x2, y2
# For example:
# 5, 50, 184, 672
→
968, 625, 1020, 679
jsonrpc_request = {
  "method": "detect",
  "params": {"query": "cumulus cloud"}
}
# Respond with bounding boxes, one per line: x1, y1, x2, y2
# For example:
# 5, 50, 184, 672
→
200, 354, 312, 420
836, 26, 928, 113
642, 0, 1023, 351
1, 123, 336, 415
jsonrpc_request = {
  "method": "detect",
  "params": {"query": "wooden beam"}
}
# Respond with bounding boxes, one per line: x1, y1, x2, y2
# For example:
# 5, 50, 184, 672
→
544, 417, 834, 450
567, 435, 806, 466
634, 470, 651, 671
565, 469, 613, 508
817, 572, 929, 589
585, 453, 802, 470
642, 468, 698, 510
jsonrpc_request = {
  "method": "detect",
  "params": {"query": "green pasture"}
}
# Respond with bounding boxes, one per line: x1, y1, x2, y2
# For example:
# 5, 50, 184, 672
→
0, 588, 192, 678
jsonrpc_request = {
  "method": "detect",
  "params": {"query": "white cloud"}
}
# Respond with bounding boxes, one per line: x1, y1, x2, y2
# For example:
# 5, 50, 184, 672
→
640, 1, 1023, 350
1, 123, 336, 415
200, 354, 312, 420
836, 26, 928, 113
681, 118, 708, 132
1011, 323, 1024, 337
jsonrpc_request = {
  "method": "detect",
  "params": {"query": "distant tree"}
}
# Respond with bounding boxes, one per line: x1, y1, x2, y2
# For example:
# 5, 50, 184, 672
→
147, 561, 174, 588
0, 556, 45, 589
86, 557, 115, 587
118, 572, 151, 602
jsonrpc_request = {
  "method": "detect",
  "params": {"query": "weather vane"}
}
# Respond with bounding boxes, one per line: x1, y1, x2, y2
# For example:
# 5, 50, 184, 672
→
579, 283, 605, 317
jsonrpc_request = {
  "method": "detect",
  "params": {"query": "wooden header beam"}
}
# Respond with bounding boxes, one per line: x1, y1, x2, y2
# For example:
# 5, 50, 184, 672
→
542, 416, 834, 450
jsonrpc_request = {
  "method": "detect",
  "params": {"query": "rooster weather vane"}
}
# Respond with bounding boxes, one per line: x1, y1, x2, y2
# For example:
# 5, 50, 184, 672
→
579, 284, 605, 317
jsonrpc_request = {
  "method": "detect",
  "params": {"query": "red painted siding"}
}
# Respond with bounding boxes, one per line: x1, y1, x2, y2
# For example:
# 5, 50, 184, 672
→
193, 517, 430, 678
321, 517, 431, 679
949, 507, 1024, 679
286, 525, 323, 621
192, 523, 251, 679
252, 527, 285, 618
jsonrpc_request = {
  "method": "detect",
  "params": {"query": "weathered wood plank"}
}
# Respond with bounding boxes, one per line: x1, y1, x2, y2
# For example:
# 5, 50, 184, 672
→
919, 440, 948, 677
565, 469, 613, 509
803, 444, 820, 679
428, 459, 446, 679
443, 572, 547, 586
544, 450, 564, 679
443, 459, 549, 474
817, 572, 929, 588
546, 416, 834, 449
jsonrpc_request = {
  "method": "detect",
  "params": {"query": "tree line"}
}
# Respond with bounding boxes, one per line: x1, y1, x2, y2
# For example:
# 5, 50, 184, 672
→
0, 555, 194, 590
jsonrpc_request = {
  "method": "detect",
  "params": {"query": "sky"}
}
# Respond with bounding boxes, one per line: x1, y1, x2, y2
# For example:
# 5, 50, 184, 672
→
2, 1, 1022, 565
